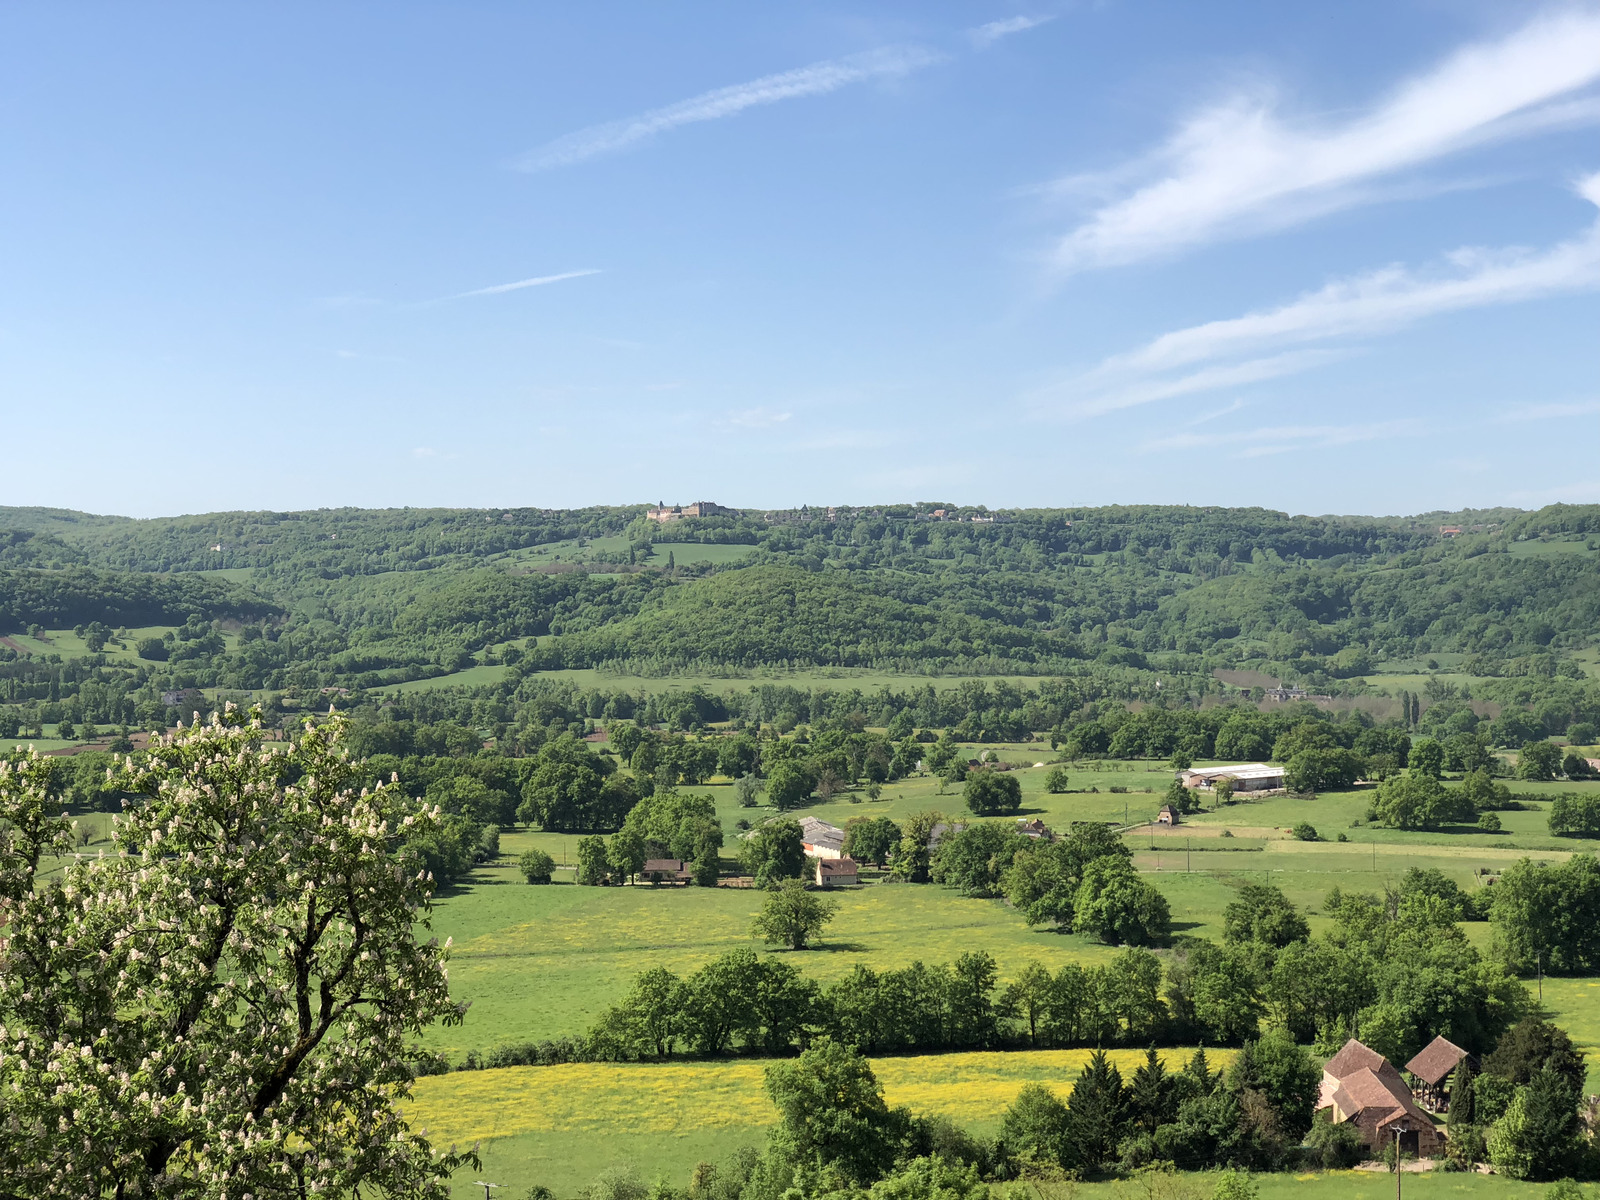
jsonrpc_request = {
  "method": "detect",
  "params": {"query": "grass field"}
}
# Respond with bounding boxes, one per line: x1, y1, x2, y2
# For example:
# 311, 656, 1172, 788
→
3, 623, 193, 666
408, 1045, 1592, 1198
3, 736, 78, 753
409, 1049, 1236, 1195
380, 662, 512, 694
425, 861, 1126, 1057
780, 758, 1600, 857
393, 664, 1069, 695
647, 542, 758, 566
426, 754, 1600, 1058
407, 735, 1600, 1195
431, 834, 1597, 1062
1359, 673, 1491, 693
1506, 539, 1594, 558
33, 719, 1600, 1194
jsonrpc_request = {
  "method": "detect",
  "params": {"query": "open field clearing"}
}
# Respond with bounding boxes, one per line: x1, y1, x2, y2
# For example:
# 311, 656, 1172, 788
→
380, 662, 511, 693
647, 542, 759, 566
781, 764, 1600, 856
411, 1049, 1237, 1195
407, 664, 1069, 694
4, 623, 198, 665
428, 845, 1600, 1068
409, 1050, 1592, 1199
425, 869, 1125, 1056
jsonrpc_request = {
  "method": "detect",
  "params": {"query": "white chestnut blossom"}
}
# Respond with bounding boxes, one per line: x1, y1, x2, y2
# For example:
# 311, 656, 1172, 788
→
0, 709, 472, 1198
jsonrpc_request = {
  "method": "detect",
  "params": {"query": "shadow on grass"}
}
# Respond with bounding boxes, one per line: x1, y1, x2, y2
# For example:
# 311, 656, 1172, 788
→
767, 941, 872, 955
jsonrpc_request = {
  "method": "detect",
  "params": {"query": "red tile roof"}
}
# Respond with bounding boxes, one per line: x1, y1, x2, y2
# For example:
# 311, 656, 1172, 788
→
1331, 1066, 1434, 1132
1324, 1039, 1390, 1080
1405, 1035, 1468, 1085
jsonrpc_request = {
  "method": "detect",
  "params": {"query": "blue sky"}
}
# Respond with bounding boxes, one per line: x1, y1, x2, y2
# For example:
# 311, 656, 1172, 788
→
2, 1, 1598, 518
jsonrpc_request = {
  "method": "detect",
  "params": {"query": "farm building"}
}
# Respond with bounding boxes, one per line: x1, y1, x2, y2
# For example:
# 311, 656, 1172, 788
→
1405, 1035, 1470, 1112
1317, 1039, 1444, 1157
1015, 818, 1055, 841
1264, 686, 1310, 701
799, 816, 847, 859
1178, 763, 1285, 793
639, 859, 691, 885
816, 857, 859, 888
1158, 803, 1181, 825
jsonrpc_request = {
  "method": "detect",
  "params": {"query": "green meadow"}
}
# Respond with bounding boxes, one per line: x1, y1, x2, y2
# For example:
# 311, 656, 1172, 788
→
29, 720, 1600, 1194
385, 662, 1069, 695
411, 1049, 1236, 1196
398, 745, 1600, 1194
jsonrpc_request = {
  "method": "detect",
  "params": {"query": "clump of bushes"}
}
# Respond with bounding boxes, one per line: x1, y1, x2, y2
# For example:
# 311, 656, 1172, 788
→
458, 1037, 589, 1071
519, 847, 556, 884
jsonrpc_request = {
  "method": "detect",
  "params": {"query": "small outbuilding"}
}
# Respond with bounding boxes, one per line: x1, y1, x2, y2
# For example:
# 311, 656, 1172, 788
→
1158, 803, 1181, 825
1405, 1035, 1470, 1112
816, 857, 859, 888
639, 858, 691, 885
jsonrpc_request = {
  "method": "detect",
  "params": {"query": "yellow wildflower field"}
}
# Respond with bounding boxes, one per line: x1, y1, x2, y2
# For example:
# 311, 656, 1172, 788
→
406, 1048, 1234, 1148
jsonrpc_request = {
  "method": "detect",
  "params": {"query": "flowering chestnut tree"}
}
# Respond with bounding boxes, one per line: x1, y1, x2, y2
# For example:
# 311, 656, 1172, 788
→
0, 708, 473, 1198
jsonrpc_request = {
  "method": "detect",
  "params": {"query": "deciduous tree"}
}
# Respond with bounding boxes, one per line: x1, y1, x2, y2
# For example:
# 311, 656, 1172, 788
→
0, 711, 473, 1199
753, 879, 837, 950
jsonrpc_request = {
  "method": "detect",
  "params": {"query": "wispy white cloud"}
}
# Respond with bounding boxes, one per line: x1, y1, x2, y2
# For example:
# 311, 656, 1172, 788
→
443, 269, 601, 300
1185, 398, 1248, 426
1496, 397, 1600, 421
516, 46, 944, 171
1037, 171, 1600, 417
723, 407, 793, 429
968, 15, 1055, 48
1052, 7, 1600, 270
1044, 349, 1348, 418
1143, 419, 1421, 458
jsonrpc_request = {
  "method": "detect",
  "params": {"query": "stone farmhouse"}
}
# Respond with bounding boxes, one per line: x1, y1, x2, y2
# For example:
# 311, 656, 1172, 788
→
1317, 1039, 1445, 1157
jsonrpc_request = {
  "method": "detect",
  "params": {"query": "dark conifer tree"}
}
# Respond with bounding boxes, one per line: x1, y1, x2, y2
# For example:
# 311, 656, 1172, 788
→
1127, 1047, 1178, 1133
1065, 1049, 1127, 1170
1448, 1057, 1477, 1128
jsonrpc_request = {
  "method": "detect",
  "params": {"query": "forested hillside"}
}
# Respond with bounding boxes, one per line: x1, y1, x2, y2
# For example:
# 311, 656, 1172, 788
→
2, 500, 1599, 749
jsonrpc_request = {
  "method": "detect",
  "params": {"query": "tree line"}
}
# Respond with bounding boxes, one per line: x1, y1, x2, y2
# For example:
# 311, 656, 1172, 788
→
516, 1018, 1596, 1200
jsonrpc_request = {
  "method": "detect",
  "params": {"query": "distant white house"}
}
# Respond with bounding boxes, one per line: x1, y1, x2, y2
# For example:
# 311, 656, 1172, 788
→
816, 857, 859, 888
798, 816, 846, 860
1178, 763, 1285, 793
